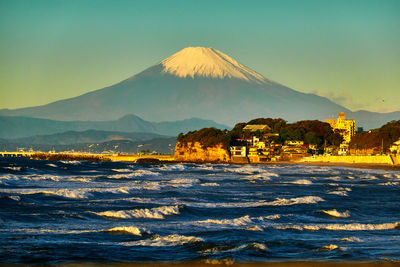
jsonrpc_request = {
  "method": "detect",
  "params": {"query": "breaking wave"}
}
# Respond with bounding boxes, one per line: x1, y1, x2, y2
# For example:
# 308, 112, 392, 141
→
120, 234, 203, 247
92, 205, 180, 219
108, 169, 160, 179
275, 222, 400, 231
320, 209, 350, 218
196, 215, 252, 227
106, 226, 147, 236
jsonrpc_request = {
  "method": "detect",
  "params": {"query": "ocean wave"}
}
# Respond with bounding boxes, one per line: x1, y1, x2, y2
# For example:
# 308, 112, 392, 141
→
319, 209, 350, 218
92, 205, 180, 219
60, 160, 82, 164
111, 168, 133, 173
246, 225, 263, 231
286, 179, 313, 185
258, 214, 281, 220
106, 226, 147, 236
157, 164, 187, 171
200, 183, 220, 187
328, 190, 348, 196
263, 196, 324, 206
184, 196, 324, 208
13, 188, 93, 199
318, 244, 341, 251
338, 236, 362, 242
167, 178, 200, 188
108, 169, 160, 179
241, 174, 274, 181
8, 195, 21, 201
46, 163, 58, 168
193, 165, 215, 171
120, 234, 203, 247
275, 222, 400, 231
0, 186, 135, 199
225, 165, 277, 175
378, 182, 399, 186
196, 215, 252, 227
4, 166, 22, 171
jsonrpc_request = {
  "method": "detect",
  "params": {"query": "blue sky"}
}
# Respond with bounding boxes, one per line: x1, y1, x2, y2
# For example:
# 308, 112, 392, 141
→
1, 0, 399, 112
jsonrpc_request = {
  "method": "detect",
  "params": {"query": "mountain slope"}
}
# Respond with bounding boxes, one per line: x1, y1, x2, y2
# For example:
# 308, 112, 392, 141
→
0, 115, 229, 139
0, 137, 177, 154
5, 130, 167, 145
0, 47, 397, 129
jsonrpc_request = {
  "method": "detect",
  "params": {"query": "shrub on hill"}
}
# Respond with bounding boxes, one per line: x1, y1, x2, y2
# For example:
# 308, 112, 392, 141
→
178, 118, 343, 150
350, 120, 400, 152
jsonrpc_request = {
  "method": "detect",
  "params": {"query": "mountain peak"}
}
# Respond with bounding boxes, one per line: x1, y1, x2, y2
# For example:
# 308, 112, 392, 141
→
159, 47, 267, 84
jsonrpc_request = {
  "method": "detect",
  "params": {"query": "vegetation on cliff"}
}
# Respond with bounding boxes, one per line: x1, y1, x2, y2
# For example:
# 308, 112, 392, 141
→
350, 120, 400, 152
178, 118, 343, 149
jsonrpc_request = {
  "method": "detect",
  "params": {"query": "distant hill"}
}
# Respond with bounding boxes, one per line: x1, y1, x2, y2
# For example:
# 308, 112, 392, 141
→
0, 115, 229, 139
5, 130, 167, 145
0, 136, 177, 154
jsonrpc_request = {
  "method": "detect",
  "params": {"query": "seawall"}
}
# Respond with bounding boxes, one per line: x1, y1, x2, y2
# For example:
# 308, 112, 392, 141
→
299, 155, 400, 165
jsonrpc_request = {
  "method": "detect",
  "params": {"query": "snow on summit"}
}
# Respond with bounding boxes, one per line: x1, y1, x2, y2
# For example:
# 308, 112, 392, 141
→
160, 47, 267, 84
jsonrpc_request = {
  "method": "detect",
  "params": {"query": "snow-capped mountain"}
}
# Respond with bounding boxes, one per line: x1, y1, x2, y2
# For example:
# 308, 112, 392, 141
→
1, 47, 398, 129
159, 47, 267, 83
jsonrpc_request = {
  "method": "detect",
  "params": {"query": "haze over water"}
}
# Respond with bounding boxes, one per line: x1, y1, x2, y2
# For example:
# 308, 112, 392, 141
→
1, 158, 400, 264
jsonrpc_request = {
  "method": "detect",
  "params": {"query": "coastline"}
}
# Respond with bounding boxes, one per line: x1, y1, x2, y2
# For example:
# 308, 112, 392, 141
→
2, 152, 399, 172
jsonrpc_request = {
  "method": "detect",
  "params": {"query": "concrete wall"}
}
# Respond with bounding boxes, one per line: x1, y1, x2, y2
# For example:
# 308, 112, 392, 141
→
300, 155, 395, 165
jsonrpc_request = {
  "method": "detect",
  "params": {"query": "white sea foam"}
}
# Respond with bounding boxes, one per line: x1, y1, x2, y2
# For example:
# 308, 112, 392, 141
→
200, 183, 220, 187
167, 178, 199, 188
241, 174, 273, 181
120, 234, 203, 247
8, 195, 21, 201
5, 166, 22, 171
9, 188, 93, 199
184, 196, 324, 209
194, 165, 214, 171
320, 209, 350, 218
246, 225, 263, 231
275, 222, 400, 231
46, 163, 58, 168
263, 196, 324, 206
328, 190, 348, 196
60, 160, 81, 164
92, 205, 180, 219
106, 226, 146, 236
259, 214, 281, 220
225, 165, 276, 175
111, 168, 133, 173
378, 182, 399, 186
0, 186, 135, 199
157, 164, 187, 171
338, 236, 362, 242
196, 215, 252, 227
108, 169, 160, 179
287, 179, 313, 185
319, 244, 340, 251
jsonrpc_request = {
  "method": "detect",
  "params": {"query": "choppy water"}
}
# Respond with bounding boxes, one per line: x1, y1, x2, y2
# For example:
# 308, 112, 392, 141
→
1, 158, 400, 265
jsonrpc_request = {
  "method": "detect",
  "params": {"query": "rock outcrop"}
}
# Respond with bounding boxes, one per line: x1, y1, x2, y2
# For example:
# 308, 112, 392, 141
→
174, 142, 230, 163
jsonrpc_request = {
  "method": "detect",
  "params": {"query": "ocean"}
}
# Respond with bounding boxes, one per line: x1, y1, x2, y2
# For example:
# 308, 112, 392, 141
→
0, 158, 399, 265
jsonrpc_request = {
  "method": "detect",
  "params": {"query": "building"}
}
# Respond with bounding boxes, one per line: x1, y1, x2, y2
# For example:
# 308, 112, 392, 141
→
325, 112, 356, 144
230, 146, 247, 157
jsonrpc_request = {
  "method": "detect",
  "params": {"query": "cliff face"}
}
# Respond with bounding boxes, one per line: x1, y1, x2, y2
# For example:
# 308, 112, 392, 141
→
174, 142, 230, 162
